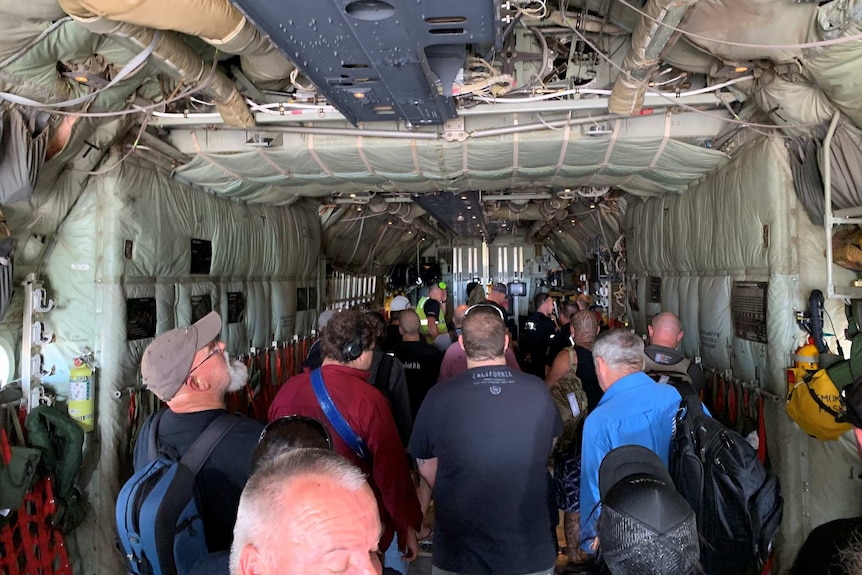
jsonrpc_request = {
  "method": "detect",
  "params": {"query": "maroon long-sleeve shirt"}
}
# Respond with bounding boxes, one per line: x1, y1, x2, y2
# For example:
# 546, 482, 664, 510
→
268, 364, 422, 550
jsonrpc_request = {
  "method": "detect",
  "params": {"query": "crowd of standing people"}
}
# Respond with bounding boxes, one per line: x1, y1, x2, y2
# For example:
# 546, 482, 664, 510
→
133, 282, 766, 575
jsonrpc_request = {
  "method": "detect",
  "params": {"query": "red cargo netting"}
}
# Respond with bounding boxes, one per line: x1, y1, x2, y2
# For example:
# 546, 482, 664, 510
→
0, 476, 72, 575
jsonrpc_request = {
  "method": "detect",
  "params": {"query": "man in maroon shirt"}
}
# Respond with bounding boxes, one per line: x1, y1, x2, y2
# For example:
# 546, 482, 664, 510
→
268, 309, 421, 573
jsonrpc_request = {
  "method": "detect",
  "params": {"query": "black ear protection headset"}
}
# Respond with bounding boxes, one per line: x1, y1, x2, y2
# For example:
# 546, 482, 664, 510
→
342, 322, 365, 362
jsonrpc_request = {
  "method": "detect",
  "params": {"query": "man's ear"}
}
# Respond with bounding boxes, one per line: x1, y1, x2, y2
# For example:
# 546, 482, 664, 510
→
503, 334, 510, 352
676, 330, 685, 344
238, 543, 267, 575
458, 334, 466, 351
187, 377, 211, 392
647, 325, 654, 339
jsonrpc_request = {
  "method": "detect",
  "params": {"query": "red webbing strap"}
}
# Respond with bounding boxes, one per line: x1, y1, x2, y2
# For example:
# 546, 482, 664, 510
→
287, 342, 296, 378
715, 375, 726, 416
727, 382, 739, 426
757, 395, 768, 465
275, 344, 284, 389
0, 428, 11, 466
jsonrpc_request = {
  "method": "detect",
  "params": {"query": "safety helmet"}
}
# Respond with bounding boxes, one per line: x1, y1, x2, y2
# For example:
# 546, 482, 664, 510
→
793, 338, 820, 371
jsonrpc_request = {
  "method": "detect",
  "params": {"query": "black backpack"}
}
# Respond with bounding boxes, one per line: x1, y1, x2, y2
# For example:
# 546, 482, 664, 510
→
669, 387, 783, 575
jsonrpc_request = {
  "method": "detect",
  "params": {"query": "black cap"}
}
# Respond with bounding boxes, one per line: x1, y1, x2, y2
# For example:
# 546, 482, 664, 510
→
599, 444, 673, 501
598, 446, 699, 575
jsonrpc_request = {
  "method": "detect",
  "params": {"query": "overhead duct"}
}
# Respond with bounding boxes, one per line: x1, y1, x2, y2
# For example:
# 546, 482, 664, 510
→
609, 0, 699, 114
68, 16, 253, 127
484, 200, 570, 221
361, 196, 447, 241
58, 0, 295, 89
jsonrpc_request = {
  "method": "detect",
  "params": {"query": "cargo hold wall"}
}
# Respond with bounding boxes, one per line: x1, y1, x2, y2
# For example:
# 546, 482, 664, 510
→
35, 155, 320, 572
626, 136, 862, 572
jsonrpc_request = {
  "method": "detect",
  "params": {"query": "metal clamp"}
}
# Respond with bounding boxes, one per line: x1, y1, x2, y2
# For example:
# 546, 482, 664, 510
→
32, 288, 54, 313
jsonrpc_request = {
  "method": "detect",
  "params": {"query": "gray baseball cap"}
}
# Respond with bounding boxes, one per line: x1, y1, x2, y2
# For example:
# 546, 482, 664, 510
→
141, 311, 222, 401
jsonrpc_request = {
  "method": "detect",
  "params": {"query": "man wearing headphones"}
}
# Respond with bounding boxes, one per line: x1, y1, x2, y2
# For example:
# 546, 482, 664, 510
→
268, 309, 422, 574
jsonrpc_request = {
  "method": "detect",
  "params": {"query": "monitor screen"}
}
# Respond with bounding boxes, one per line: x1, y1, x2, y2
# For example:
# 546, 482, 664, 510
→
507, 282, 526, 297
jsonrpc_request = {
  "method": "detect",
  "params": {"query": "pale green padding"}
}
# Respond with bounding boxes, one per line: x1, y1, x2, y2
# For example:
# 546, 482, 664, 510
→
173, 130, 729, 201
627, 136, 862, 572
33, 155, 321, 573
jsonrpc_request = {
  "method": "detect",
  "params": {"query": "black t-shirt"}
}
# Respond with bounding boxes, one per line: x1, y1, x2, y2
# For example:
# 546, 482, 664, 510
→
520, 312, 556, 377
393, 340, 443, 419
574, 345, 604, 412
303, 339, 322, 370
133, 409, 264, 552
383, 324, 403, 352
546, 322, 572, 367
423, 298, 441, 319
409, 366, 562, 574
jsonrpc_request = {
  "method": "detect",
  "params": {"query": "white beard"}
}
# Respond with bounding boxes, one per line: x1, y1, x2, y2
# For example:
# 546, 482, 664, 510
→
225, 351, 249, 393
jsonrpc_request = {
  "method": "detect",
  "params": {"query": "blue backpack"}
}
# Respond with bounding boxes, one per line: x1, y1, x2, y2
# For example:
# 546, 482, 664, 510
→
116, 410, 239, 575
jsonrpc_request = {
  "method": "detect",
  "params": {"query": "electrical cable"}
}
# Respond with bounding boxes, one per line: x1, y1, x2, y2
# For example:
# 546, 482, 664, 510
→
613, 0, 862, 50
21, 53, 220, 119
568, 26, 825, 131
824, 307, 845, 357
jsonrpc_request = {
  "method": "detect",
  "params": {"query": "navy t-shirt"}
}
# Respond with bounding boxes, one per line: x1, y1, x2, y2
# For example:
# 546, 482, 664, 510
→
133, 409, 264, 552
409, 366, 562, 575
393, 340, 443, 419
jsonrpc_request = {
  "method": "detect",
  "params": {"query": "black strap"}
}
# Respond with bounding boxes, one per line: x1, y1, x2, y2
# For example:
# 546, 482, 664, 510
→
801, 373, 841, 418
180, 414, 242, 475
147, 409, 241, 475
146, 409, 167, 462
674, 380, 704, 419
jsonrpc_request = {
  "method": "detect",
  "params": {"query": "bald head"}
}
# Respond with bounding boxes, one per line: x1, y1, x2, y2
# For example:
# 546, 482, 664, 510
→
429, 285, 445, 303
399, 309, 421, 340
231, 449, 381, 575
648, 312, 684, 348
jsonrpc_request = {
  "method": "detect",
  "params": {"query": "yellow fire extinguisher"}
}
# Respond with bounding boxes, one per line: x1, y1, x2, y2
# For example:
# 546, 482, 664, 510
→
69, 355, 94, 432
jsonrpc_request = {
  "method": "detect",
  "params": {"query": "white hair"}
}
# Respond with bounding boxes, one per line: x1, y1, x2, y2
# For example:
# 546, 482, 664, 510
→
229, 448, 367, 574
593, 329, 645, 373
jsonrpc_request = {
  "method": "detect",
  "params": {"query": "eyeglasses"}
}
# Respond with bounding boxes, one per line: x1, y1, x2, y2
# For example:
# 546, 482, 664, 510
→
464, 303, 505, 322
187, 340, 222, 379
259, 415, 333, 450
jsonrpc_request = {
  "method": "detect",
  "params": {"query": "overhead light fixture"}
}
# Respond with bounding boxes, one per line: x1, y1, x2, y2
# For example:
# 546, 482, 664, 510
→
467, 205, 472, 210
471, 215, 477, 220
356, 206, 363, 212
589, 202, 596, 209
349, 193, 357, 198
387, 220, 393, 225
456, 214, 465, 222
460, 195, 468, 200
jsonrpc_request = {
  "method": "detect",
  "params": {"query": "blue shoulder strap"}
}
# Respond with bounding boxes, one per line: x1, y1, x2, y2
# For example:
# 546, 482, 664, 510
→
310, 368, 370, 461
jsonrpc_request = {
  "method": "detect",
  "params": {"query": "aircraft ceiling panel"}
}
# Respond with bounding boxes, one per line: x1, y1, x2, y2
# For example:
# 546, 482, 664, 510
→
231, 0, 498, 125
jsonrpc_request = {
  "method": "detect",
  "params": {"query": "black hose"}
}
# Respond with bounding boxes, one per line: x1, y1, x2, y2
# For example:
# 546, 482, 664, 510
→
809, 289, 827, 353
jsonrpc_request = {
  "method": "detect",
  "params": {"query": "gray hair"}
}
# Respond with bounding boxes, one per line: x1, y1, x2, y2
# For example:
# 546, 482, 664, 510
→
229, 448, 367, 574
593, 329, 645, 373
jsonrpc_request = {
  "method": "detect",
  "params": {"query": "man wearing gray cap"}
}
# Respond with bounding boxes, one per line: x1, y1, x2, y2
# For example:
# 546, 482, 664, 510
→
133, 311, 264, 555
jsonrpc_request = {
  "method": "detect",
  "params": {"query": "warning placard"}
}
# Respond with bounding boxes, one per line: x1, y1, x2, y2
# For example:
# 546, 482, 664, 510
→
731, 281, 768, 343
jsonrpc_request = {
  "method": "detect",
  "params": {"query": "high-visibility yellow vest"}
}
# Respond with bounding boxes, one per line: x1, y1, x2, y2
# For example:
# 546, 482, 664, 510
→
417, 296, 447, 335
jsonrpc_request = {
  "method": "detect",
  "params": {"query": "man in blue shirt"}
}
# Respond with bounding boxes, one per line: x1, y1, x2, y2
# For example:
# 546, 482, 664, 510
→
579, 329, 682, 554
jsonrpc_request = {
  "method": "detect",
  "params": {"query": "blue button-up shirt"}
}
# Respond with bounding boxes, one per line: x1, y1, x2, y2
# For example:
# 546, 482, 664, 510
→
578, 370, 683, 551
